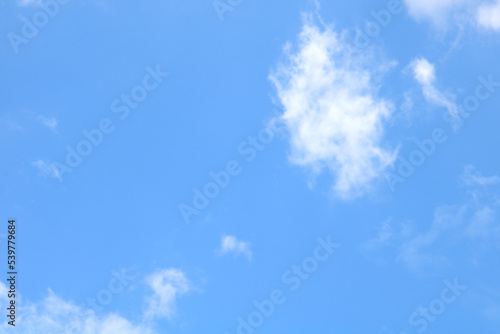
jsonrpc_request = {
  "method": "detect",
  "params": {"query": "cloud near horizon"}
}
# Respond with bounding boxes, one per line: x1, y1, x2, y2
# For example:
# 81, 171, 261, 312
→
0, 267, 192, 333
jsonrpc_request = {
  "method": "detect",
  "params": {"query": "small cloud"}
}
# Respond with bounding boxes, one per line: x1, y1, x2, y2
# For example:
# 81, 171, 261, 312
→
32, 160, 62, 181
217, 235, 252, 261
411, 58, 436, 85
143, 268, 191, 321
409, 58, 458, 119
36, 115, 58, 130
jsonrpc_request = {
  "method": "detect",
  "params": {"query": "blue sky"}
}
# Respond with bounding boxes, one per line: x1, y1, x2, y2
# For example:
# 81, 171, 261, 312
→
1, 0, 500, 333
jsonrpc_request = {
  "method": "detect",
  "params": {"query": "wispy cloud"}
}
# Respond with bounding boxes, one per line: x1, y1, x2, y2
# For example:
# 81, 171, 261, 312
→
364, 166, 500, 272
462, 165, 500, 187
396, 204, 467, 271
409, 58, 459, 119
270, 14, 397, 199
217, 235, 252, 261
363, 218, 413, 251
143, 268, 191, 321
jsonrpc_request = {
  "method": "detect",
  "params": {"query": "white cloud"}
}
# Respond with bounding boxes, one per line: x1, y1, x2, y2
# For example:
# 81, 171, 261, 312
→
477, 1, 500, 30
144, 268, 191, 321
0, 267, 193, 333
411, 58, 436, 85
269, 16, 397, 199
0, 285, 156, 334
409, 58, 459, 118
32, 160, 62, 181
217, 235, 252, 260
